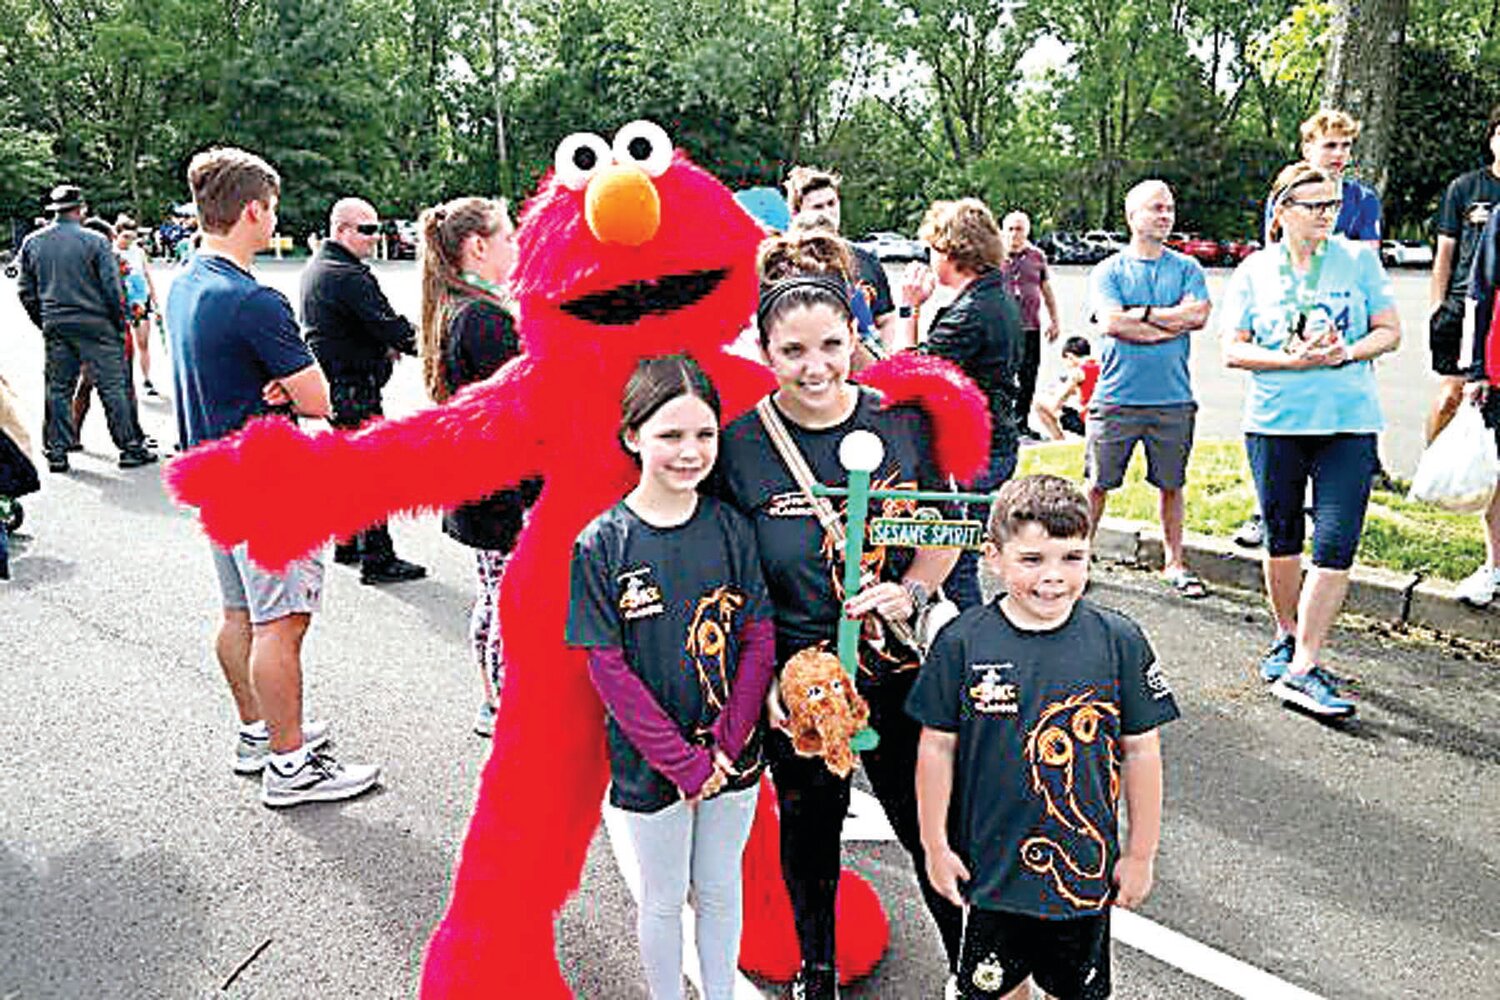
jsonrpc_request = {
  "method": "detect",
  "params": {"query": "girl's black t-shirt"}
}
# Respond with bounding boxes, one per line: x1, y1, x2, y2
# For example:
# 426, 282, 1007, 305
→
709, 387, 944, 666
566, 495, 770, 813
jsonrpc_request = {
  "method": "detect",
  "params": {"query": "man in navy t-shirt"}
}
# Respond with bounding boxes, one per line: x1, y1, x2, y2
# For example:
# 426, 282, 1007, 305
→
1260, 109, 1382, 249
168, 146, 380, 809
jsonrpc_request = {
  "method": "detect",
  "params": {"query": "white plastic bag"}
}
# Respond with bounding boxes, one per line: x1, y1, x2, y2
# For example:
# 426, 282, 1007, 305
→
1408, 403, 1500, 512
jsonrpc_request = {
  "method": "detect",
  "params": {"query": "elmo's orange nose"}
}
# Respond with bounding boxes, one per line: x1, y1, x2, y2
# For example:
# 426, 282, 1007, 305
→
585, 165, 661, 246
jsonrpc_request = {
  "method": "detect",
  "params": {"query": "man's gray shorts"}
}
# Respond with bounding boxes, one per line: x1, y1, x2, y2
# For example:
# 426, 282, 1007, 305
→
1085, 402, 1197, 491
211, 543, 324, 624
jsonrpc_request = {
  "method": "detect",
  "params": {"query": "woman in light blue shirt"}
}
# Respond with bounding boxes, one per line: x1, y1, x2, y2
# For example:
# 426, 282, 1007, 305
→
1220, 161, 1401, 719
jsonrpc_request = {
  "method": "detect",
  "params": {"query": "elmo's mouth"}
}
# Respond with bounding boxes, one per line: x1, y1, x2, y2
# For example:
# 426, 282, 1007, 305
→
559, 269, 728, 326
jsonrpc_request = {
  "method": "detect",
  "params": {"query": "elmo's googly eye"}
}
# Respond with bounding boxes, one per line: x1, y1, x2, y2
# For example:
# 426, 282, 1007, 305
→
555, 133, 612, 190
806, 684, 825, 702
611, 121, 673, 178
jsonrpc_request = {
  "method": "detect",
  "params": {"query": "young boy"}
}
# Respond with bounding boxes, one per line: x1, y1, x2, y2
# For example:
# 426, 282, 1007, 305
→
907, 474, 1178, 999
1032, 336, 1099, 441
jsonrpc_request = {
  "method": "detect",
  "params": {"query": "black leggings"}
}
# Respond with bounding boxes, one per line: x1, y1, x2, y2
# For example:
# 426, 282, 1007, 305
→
767, 669, 963, 972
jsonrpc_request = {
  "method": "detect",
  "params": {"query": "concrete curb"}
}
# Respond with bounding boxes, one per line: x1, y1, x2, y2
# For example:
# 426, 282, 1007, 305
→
1095, 516, 1498, 644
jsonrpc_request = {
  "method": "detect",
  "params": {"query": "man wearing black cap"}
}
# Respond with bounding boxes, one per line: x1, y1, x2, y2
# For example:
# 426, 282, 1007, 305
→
17, 184, 157, 472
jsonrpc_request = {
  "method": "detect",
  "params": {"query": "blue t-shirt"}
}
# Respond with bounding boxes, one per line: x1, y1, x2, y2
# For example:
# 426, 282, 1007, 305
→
1262, 177, 1382, 244
1218, 236, 1395, 435
1087, 248, 1209, 406
167, 254, 317, 448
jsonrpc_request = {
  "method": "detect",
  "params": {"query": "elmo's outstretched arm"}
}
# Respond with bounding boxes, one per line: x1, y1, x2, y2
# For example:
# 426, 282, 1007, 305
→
164, 357, 547, 572
856, 353, 991, 482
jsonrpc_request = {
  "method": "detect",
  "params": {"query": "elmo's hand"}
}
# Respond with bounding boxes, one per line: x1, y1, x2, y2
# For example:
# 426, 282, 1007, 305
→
165, 417, 335, 572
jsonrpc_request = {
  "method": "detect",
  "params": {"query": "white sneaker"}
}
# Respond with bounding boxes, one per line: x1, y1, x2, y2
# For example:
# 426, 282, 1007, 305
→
261, 748, 381, 808
1453, 565, 1499, 607
233, 719, 332, 774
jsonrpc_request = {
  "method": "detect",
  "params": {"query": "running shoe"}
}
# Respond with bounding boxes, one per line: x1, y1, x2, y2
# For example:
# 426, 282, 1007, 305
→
1233, 514, 1264, 548
1270, 668, 1355, 718
474, 700, 497, 738
261, 747, 380, 808
1258, 634, 1295, 683
790, 964, 838, 1000
1453, 565, 1499, 607
233, 719, 332, 774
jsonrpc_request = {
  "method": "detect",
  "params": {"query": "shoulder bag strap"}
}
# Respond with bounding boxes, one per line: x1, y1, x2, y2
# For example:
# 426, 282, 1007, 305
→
754, 395, 920, 649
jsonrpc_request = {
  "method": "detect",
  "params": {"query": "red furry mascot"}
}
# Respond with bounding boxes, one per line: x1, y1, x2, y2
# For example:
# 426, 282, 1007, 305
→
166, 122, 989, 997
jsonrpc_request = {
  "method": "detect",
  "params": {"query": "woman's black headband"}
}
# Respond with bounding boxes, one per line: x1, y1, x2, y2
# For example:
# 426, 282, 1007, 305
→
755, 275, 852, 334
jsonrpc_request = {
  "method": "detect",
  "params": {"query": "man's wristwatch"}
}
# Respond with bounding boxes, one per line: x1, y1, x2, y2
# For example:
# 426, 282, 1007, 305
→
898, 305, 914, 318
902, 579, 933, 617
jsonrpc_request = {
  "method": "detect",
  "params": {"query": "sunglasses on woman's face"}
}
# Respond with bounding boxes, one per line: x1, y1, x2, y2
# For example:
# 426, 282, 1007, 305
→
352, 222, 381, 235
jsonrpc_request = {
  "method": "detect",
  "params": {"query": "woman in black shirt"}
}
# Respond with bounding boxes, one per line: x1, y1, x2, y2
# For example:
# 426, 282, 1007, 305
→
712, 264, 963, 997
417, 196, 540, 736
899, 198, 1024, 609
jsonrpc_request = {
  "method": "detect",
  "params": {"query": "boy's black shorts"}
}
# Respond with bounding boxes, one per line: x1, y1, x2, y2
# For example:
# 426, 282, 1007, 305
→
957, 907, 1111, 999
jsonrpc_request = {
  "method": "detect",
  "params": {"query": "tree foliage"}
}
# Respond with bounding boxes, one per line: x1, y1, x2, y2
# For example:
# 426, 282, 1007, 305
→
0, 0, 1494, 249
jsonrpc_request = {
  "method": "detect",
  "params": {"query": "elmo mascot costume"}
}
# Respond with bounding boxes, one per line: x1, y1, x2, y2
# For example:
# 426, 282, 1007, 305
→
166, 121, 988, 997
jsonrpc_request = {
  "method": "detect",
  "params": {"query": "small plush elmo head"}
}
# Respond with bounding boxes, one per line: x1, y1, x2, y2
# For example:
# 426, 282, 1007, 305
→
511, 121, 767, 364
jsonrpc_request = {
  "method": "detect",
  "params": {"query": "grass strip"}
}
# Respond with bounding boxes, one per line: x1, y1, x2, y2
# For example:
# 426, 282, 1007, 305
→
1017, 439, 1487, 583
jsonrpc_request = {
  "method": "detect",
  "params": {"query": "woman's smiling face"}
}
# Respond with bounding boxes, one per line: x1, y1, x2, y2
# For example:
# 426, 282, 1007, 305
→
763, 302, 855, 423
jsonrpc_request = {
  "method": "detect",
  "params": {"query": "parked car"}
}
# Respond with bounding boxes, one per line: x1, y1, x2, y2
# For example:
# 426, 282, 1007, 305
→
1220, 237, 1261, 265
858, 231, 928, 263
1039, 231, 1111, 265
1381, 239, 1433, 268
384, 219, 418, 260
1165, 232, 1229, 267
1081, 230, 1127, 255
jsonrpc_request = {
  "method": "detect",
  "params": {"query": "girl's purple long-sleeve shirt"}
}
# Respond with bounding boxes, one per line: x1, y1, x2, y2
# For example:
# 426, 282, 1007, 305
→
586, 616, 776, 798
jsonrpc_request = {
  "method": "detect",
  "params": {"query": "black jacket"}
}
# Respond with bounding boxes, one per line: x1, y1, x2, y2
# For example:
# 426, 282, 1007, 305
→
299, 242, 416, 380
439, 295, 541, 551
917, 268, 1023, 457
17, 219, 125, 334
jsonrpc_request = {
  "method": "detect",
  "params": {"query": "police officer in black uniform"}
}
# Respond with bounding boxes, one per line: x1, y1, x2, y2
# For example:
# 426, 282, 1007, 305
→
300, 197, 425, 584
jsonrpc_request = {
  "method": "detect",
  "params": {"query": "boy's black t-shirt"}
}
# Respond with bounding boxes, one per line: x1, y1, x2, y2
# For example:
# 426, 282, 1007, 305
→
905, 598, 1179, 918
710, 387, 944, 663
566, 495, 770, 813
1436, 168, 1500, 302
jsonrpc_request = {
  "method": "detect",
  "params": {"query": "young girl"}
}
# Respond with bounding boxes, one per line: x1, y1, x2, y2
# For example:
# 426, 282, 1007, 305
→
566, 355, 777, 1000
417, 196, 539, 736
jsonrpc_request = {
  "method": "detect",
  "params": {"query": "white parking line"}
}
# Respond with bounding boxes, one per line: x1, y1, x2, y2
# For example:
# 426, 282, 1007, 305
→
1111, 909, 1326, 999
601, 801, 766, 999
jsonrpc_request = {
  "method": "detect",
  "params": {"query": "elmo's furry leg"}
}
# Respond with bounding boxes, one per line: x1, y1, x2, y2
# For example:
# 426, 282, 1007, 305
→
737, 776, 891, 985
420, 554, 608, 998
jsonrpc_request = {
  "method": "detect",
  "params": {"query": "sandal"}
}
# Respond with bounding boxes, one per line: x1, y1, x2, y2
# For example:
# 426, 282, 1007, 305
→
1165, 568, 1208, 599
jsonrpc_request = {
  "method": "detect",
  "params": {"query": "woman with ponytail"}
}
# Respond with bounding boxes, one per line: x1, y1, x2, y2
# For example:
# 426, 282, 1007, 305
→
418, 196, 540, 736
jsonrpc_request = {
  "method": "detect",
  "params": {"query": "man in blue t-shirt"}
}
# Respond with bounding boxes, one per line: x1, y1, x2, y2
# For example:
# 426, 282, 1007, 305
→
168, 146, 380, 809
1086, 180, 1212, 599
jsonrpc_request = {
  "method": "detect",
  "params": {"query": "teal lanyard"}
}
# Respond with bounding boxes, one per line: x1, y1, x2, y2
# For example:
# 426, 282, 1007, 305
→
1277, 240, 1328, 326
